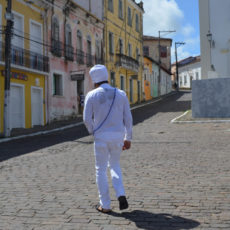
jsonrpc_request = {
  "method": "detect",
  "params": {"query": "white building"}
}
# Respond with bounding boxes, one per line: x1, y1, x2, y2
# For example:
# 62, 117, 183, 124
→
178, 56, 201, 89
192, 0, 230, 118
199, 0, 230, 79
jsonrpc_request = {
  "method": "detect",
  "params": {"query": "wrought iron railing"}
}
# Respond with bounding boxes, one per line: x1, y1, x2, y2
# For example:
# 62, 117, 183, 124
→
86, 53, 94, 66
76, 49, 84, 64
51, 39, 62, 57
116, 53, 139, 72
64, 44, 74, 61
0, 41, 49, 72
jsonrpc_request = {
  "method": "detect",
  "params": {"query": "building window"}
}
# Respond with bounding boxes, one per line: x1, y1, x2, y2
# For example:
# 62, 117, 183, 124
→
86, 35, 93, 66
76, 30, 84, 64
119, 38, 123, 54
128, 7, 132, 27
118, 0, 123, 19
179, 76, 182, 86
128, 43, 132, 57
136, 47, 139, 61
65, 24, 73, 61
135, 14, 139, 32
65, 24, 72, 46
109, 32, 114, 54
52, 17, 59, 41
77, 30, 82, 50
184, 75, 187, 84
11, 13, 24, 65
196, 72, 199, 80
108, 0, 113, 12
143, 46, 149, 56
53, 74, 63, 96
30, 21, 43, 70
120, 75, 124, 90
129, 78, 133, 102
110, 72, 115, 86
95, 40, 102, 64
51, 17, 62, 56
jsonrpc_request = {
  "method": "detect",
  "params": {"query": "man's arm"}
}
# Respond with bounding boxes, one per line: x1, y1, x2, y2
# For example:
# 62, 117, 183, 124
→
123, 95, 133, 149
83, 94, 94, 134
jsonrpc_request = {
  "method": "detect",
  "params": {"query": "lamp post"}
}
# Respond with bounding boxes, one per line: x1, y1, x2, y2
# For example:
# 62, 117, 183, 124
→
158, 30, 175, 96
175, 42, 185, 91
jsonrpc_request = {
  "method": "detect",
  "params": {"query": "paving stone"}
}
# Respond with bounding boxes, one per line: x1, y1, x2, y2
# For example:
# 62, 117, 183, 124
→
1, 92, 230, 229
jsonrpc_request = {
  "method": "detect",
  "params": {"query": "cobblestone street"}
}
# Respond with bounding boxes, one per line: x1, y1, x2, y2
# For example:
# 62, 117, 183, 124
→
1, 92, 230, 230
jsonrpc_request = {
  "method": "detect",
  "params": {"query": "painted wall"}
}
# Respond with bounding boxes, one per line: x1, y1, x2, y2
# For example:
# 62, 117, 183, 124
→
179, 61, 201, 89
104, 0, 144, 104
152, 62, 159, 98
143, 57, 153, 100
73, 0, 103, 20
48, 1, 104, 121
0, 67, 46, 133
192, 78, 230, 117
143, 38, 172, 71
0, 0, 47, 133
199, 0, 230, 79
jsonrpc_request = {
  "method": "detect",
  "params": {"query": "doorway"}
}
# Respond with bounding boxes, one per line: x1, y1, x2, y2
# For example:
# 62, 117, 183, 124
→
31, 87, 43, 126
77, 80, 84, 114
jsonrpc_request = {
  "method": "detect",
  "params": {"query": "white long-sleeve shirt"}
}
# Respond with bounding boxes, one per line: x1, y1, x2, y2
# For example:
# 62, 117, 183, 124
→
83, 83, 133, 142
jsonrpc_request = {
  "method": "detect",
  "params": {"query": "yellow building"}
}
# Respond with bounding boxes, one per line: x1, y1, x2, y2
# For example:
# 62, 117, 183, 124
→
104, 0, 144, 104
0, 0, 48, 135
143, 56, 153, 101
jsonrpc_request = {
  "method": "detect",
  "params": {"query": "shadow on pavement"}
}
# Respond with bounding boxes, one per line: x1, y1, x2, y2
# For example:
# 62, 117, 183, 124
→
0, 125, 89, 162
0, 92, 190, 162
109, 210, 200, 230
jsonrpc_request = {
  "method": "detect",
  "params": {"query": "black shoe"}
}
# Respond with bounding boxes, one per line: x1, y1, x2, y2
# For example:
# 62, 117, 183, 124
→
118, 196, 129, 210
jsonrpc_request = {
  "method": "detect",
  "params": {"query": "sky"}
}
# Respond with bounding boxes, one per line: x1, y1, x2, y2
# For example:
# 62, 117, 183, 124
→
142, 0, 200, 63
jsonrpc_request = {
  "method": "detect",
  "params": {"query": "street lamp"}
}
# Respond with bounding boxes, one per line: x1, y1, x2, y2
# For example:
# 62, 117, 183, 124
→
175, 42, 185, 91
158, 30, 176, 96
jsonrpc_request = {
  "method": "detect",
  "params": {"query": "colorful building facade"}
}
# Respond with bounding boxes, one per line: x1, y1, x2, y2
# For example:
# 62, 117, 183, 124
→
143, 35, 172, 97
104, 0, 144, 104
0, 0, 49, 134
143, 56, 158, 100
46, 0, 104, 122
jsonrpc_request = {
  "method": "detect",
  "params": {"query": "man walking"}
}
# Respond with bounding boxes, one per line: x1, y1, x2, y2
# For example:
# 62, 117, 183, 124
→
83, 65, 133, 213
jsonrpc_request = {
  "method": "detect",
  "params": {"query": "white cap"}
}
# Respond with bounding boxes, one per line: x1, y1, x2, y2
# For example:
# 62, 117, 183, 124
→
89, 65, 108, 83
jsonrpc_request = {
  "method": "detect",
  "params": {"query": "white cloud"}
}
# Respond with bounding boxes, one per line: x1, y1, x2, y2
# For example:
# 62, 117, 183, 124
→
171, 45, 191, 63
184, 36, 200, 46
171, 35, 200, 63
182, 24, 195, 37
142, 0, 184, 36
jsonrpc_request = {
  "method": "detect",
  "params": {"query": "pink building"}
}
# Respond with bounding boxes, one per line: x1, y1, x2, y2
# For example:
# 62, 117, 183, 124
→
46, 1, 104, 122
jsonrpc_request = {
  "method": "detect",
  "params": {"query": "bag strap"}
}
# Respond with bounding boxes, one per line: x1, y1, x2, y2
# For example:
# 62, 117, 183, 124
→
93, 88, 117, 135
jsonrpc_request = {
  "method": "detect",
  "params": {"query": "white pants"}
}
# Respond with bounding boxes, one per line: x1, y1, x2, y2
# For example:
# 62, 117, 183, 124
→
94, 140, 125, 209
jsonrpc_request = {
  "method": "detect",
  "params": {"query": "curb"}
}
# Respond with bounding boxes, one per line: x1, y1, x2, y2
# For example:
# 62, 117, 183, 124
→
171, 110, 230, 124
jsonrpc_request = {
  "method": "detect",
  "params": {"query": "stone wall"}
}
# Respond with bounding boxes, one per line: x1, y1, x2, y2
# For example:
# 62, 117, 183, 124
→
192, 78, 230, 118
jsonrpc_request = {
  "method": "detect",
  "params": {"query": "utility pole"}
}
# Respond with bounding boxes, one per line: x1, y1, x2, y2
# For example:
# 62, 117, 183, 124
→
175, 42, 185, 91
158, 30, 175, 96
4, 0, 13, 137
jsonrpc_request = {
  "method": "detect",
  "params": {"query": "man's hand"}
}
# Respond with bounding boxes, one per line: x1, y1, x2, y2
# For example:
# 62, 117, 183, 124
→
122, 140, 131, 150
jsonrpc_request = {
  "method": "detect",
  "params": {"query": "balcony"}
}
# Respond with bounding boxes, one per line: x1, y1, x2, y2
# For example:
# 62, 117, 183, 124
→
64, 44, 74, 61
0, 41, 49, 72
86, 53, 94, 67
76, 49, 84, 64
51, 39, 62, 57
116, 53, 139, 73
